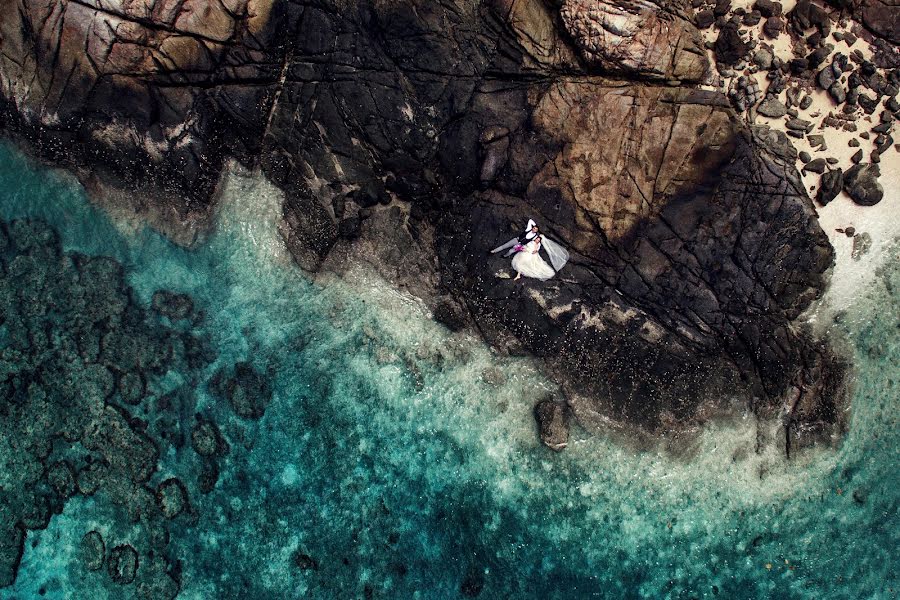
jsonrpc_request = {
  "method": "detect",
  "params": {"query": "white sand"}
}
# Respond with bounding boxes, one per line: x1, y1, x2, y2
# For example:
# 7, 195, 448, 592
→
699, 0, 900, 318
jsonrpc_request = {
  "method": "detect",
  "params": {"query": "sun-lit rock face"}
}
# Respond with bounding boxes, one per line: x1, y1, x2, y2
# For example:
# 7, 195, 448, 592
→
559, 0, 709, 81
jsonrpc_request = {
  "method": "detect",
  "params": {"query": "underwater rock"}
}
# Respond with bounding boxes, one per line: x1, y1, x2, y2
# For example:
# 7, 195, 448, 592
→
534, 400, 572, 452
117, 371, 146, 406
191, 419, 228, 458
79, 531, 106, 572
107, 544, 139, 585
47, 461, 77, 499
210, 362, 272, 420
0, 525, 24, 587
151, 290, 194, 321
156, 478, 189, 519
292, 552, 319, 571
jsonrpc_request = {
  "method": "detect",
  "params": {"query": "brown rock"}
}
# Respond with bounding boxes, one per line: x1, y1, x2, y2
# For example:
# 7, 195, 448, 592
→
560, 0, 709, 81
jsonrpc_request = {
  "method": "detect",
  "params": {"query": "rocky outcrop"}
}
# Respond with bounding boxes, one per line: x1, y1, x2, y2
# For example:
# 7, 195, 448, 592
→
0, 0, 848, 453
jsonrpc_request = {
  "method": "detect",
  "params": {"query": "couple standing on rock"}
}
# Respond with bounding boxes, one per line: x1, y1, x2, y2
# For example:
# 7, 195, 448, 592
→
490, 219, 569, 280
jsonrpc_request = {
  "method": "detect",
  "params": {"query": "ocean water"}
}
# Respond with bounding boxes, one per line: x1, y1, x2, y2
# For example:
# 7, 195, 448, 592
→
0, 140, 896, 599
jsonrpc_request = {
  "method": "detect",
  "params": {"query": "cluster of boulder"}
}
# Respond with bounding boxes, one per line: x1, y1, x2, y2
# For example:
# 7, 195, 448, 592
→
695, 0, 898, 208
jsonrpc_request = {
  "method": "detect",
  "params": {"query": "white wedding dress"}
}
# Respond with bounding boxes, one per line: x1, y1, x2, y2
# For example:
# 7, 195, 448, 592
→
512, 239, 556, 280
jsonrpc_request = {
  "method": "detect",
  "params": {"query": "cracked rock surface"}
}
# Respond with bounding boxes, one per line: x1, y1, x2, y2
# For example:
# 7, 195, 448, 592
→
0, 0, 852, 451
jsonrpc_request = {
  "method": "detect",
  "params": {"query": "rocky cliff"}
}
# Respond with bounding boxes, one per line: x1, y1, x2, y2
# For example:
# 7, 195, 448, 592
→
0, 0, 868, 449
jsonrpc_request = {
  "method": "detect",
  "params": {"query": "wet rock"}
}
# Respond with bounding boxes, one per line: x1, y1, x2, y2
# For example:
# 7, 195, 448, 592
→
108, 544, 139, 584
433, 296, 469, 332
843, 164, 884, 205
79, 531, 105, 572
534, 400, 571, 452
156, 478, 188, 519
210, 362, 272, 420
818, 169, 843, 205
151, 290, 194, 321
758, 97, 788, 117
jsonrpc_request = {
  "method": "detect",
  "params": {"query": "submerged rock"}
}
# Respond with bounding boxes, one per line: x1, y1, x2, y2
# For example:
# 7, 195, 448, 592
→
0, 216, 215, 587
79, 531, 105, 572
151, 290, 194, 321
210, 362, 272, 419
156, 478, 189, 519
107, 544, 138, 585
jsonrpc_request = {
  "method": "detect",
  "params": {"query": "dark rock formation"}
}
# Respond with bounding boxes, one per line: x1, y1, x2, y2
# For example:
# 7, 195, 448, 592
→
818, 169, 844, 205
534, 399, 572, 452
0, 0, 850, 459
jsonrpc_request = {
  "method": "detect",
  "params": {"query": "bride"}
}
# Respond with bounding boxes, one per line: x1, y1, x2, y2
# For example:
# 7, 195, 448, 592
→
491, 219, 569, 281
512, 235, 556, 281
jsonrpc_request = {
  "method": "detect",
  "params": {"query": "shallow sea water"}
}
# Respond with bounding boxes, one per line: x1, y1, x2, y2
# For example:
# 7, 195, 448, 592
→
0, 140, 897, 599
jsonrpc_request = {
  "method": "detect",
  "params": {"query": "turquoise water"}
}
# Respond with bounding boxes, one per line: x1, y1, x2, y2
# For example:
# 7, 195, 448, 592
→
0, 140, 897, 598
